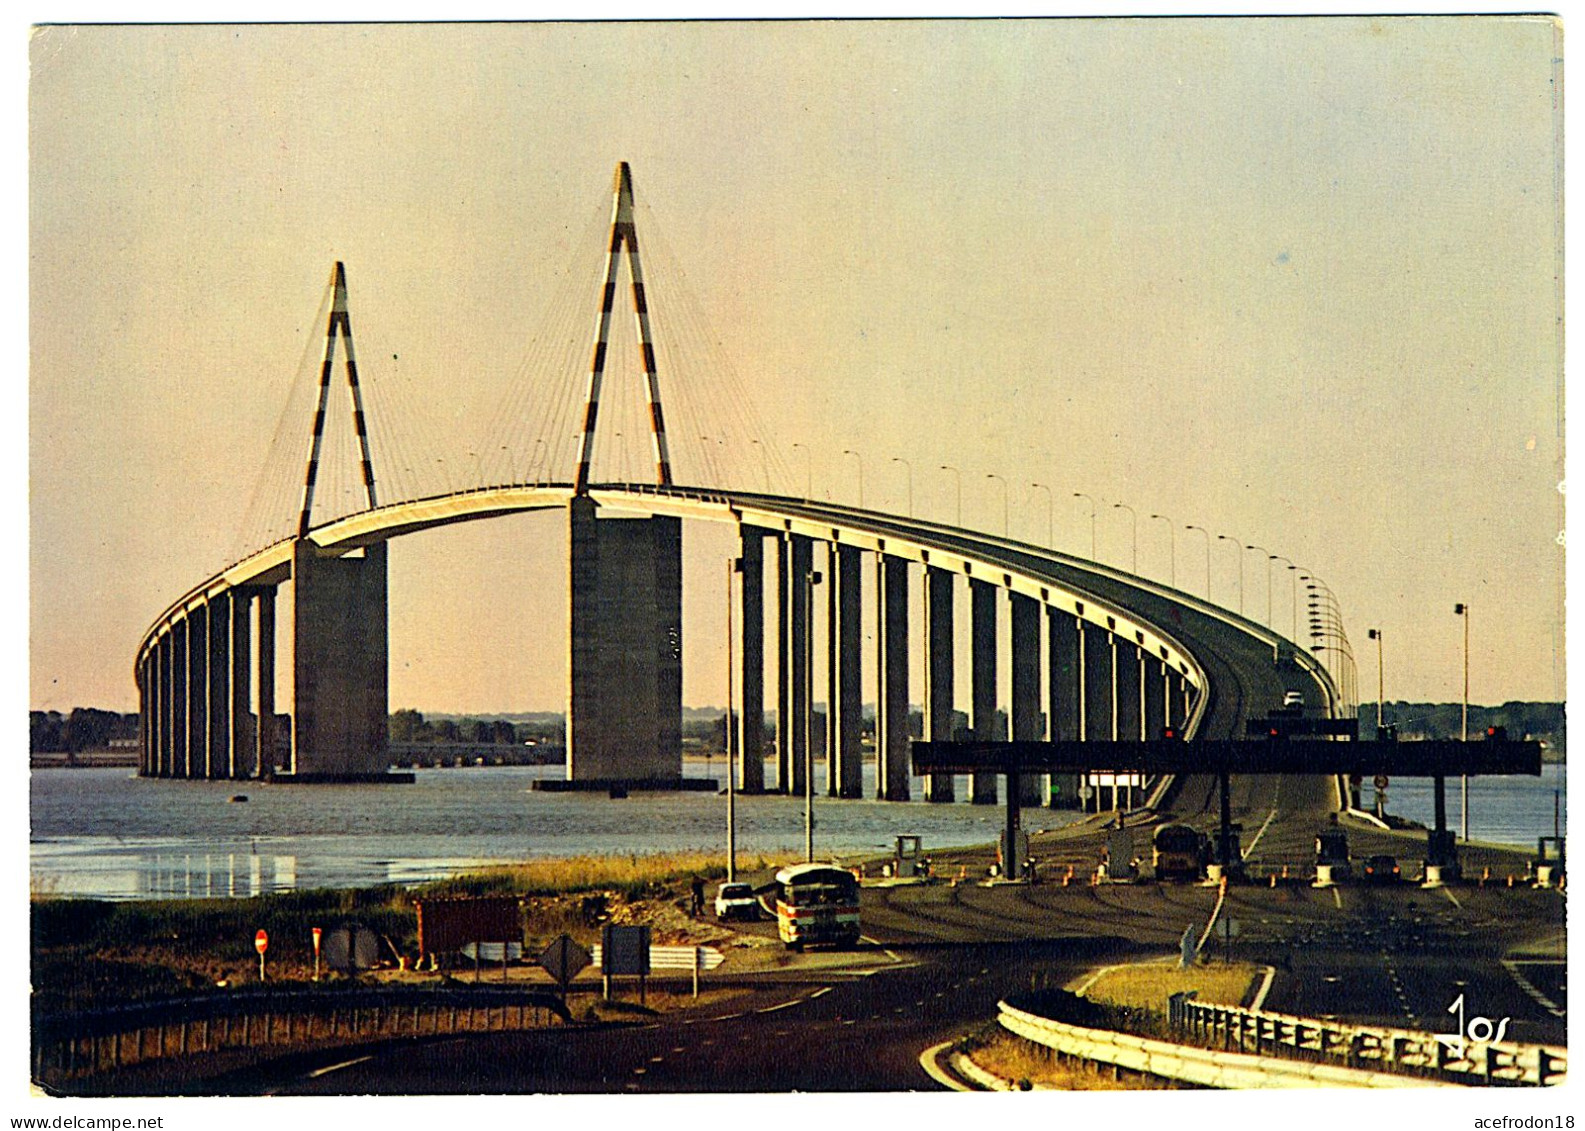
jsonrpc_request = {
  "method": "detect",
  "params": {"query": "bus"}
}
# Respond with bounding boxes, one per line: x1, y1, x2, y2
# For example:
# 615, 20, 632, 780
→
1152, 824, 1207, 881
774, 863, 861, 951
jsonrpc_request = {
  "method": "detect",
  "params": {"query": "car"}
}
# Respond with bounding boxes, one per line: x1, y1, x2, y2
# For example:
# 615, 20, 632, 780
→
714, 881, 759, 920
1362, 854, 1401, 883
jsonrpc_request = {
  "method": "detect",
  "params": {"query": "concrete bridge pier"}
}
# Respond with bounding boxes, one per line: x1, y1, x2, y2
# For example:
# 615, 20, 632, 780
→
969, 577, 999, 804
922, 565, 955, 802
228, 591, 251, 779
188, 604, 209, 778
1009, 592, 1043, 805
874, 553, 910, 801
291, 539, 390, 780
171, 619, 189, 778
827, 542, 864, 799
1144, 655, 1168, 740
204, 594, 231, 779
736, 527, 767, 793
780, 533, 813, 795
1081, 622, 1114, 808
157, 632, 172, 777
1047, 608, 1081, 807
255, 587, 276, 777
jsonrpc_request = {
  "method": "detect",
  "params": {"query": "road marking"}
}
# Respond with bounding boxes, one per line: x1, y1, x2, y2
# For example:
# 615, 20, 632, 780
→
919, 1040, 972, 1091
1250, 966, 1276, 1011
757, 998, 806, 1014
305, 1055, 372, 1080
649, 1055, 665, 1063
1331, 888, 1342, 910
711, 1013, 744, 1021
1243, 807, 1279, 856
633, 1067, 647, 1075
1502, 959, 1568, 1018
1442, 888, 1463, 909
809, 986, 832, 999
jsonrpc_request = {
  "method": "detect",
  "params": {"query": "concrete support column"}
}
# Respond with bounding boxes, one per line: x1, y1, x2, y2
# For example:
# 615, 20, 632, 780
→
786, 534, 812, 795
738, 528, 766, 793
1047, 609, 1081, 807
137, 655, 150, 776
827, 542, 864, 799
1144, 656, 1168, 740
158, 634, 173, 778
171, 618, 189, 778
231, 592, 252, 780
207, 593, 231, 781
1116, 639, 1143, 743
1010, 592, 1042, 805
922, 565, 955, 802
969, 577, 999, 805
188, 604, 209, 779
1080, 623, 1112, 809
294, 540, 390, 779
875, 554, 910, 801
256, 588, 276, 778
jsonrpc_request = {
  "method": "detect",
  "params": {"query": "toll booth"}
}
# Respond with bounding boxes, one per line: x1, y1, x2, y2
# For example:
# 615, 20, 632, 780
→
894, 835, 926, 878
1533, 836, 1565, 888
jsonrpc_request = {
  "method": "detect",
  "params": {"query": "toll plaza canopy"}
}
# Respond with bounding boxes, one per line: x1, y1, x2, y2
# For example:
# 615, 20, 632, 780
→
909, 738, 1542, 778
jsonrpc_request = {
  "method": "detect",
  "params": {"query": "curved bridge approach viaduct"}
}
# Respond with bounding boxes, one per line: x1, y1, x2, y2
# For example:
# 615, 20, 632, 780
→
132, 164, 1344, 815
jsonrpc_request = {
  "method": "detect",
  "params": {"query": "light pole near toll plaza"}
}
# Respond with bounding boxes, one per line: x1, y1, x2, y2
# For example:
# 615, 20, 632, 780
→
1455, 602, 1470, 841
805, 567, 823, 862
1367, 628, 1384, 734
726, 557, 741, 882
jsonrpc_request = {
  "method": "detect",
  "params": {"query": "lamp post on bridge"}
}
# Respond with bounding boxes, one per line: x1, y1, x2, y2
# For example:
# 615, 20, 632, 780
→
986, 473, 1008, 537
1072, 493, 1097, 561
1272, 556, 1298, 640
843, 449, 865, 510
1216, 534, 1245, 616
940, 465, 962, 527
749, 438, 771, 493
1112, 502, 1137, 575
1245, 544, 1273, 627
725, 557, 740, 882
792, 442, 812, 502
892, 457, 913, 517
1031, 482, 1054, 548
1148, 513, 1175, 588
1367, 628, 1384, 734
1185, 524, 1211, 600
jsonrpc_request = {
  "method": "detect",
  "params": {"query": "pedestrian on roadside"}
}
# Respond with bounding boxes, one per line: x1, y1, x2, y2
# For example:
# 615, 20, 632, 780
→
690, 876, 705, 916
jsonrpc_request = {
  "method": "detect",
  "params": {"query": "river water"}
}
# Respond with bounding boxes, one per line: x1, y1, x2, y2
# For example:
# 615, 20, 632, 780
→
30, 761, 1566, 901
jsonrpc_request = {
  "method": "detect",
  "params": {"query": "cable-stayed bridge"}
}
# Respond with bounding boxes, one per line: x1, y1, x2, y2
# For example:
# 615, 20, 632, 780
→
134, 163, 1348, 824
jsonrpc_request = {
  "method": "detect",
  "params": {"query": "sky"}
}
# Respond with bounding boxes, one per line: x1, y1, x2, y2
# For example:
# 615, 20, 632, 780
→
27, 16, 1567, 716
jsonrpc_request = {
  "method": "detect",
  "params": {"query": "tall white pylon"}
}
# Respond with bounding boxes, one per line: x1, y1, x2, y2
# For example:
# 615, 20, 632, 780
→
298, 261, 379, 539
573, 162, 674, 494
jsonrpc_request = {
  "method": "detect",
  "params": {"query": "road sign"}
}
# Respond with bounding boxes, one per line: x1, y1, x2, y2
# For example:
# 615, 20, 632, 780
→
590, 944, 723, 971
255, 929, 269, 954
538, 934, 592, 991
1374, 775, 1390, 790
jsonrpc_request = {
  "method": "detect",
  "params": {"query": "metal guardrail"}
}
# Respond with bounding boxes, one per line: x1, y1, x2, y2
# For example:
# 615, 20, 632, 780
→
997, 998, 1438, 1089
1167, 993, 1568, 1087
32, 986, 568, 1087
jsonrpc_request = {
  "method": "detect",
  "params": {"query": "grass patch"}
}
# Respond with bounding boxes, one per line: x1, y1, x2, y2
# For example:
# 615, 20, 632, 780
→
1080, 961, 1260, 1014
414, 851, 775, 901
967, 1031, 1176, 1091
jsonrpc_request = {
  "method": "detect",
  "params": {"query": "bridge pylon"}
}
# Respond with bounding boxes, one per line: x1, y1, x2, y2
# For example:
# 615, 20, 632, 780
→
572, 161, 674, 493
298, 261, 379, 539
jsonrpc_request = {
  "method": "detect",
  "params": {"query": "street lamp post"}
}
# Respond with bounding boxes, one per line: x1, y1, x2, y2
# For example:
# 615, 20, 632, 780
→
1217, 535, 1244, 615
1455, 602, 1470, 841
1073, 493, 1097, 561
791, 442, 812, 502
1031, 483, 1054, 547
1112, 502, 1137, 575
725, 557, 738, 882
1272, 557, 1297, 640
843, 449, 865, 509
987, 473, 1008, 537
1148, 513, 1175, 588
1185, 525, 1212, 600
1245, 544, 1273, 627
891, 457, 913, 517
805, 568, 823, 862
1367, 628, 1384, 735
940, 465, 962, 527
750, 438, 770, 492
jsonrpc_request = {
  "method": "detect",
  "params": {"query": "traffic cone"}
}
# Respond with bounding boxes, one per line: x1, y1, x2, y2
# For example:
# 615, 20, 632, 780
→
1507, 874, 1515, 888
1269, 872, 1277, 888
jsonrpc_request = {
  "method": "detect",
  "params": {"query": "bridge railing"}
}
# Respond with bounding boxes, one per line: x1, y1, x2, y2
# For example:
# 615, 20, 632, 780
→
32, 986, 568, 1090
1166, 992, 1567, 1087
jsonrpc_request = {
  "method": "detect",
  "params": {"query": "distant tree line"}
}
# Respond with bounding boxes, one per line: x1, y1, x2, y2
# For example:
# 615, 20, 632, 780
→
30, 709, 138, 754
388, 709, 564, 746
1363, 700, 1565, 754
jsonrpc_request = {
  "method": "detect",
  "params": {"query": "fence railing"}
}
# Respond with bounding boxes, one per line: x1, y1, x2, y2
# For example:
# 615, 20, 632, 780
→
33, 986, 569, 1089
1167, 992, 1568, 1087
